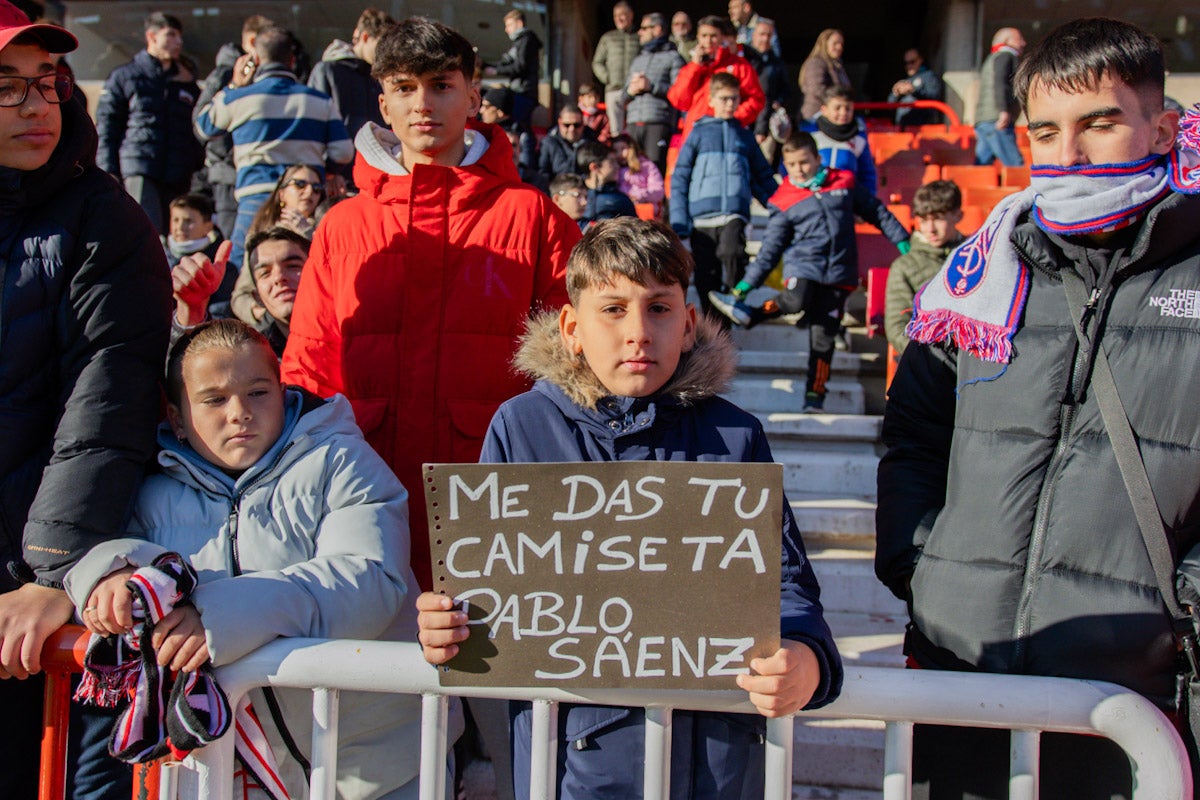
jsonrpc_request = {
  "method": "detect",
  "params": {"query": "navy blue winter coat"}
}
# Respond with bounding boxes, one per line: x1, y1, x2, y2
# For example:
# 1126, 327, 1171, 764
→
1, 97, 172, 590
670, 115, 777, 237
490, 313, 843, 800
96, 49, 204, 187
744, 169, 908, 289
583, 182, 637, 224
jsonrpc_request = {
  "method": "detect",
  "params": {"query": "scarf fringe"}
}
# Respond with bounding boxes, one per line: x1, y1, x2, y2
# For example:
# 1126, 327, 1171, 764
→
75, 656, 140, 709
907, 308, 1015, 364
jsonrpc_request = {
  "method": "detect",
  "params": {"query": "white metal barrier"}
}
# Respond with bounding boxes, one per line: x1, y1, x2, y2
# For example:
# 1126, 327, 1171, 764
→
162, 638, 1190, 800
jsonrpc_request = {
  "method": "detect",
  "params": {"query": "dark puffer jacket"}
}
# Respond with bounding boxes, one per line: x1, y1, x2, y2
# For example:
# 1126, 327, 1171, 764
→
498, 313, 843, 799
96, 49, 204, 187
491, 27, 542, 98
877, 192, 1200, 707
0, 97, 172, 590
621, 36, 684, 126
308, 40, 385, 140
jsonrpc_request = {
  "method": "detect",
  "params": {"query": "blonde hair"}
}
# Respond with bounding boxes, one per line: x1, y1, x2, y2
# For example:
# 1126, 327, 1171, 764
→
166, 319, 279, 405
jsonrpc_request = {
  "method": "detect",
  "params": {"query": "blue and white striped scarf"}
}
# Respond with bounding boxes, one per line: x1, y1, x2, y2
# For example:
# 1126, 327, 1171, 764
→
908, 107, 1200, 364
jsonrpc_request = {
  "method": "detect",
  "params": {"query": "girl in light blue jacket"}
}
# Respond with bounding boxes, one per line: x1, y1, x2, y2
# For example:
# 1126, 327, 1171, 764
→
65, 319, 444, 800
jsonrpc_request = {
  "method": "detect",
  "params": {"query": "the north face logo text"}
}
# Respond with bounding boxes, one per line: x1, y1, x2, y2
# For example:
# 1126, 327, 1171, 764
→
1148, 289, 1200, 318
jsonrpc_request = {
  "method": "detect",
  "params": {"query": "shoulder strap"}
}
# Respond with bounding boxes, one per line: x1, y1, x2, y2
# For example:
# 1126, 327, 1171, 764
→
1060, 268, 1191, 626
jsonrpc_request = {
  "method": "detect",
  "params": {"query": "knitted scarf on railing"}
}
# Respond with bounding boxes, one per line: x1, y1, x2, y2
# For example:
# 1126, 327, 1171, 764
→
907, 106, 1200, 364
75, 554, 291, 800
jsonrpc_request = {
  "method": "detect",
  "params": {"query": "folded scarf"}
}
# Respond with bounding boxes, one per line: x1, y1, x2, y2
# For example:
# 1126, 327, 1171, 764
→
76, 554, 291, 800
908, 105, 1200, 364
816, 114, 858, 143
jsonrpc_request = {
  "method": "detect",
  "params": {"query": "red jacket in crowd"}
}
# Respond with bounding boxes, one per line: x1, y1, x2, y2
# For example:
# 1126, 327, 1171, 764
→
281, 121, 580, 589
667, 46, 765, 140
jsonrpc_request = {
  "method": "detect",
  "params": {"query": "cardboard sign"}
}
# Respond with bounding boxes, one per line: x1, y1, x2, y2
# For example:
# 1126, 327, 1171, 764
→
424, 461, 782, 689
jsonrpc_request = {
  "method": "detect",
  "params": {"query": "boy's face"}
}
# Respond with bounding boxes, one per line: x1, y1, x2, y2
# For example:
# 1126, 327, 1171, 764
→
168, 343, 285, 472
821, 97, 854, 126
0, 43, 63, 172
378, 69, 480, 169
169, 206, 213, 242
594, 153, 619, 184
917, 211, 963, 248
1026, 72, 1177, 168
145, 26, 183, 62
560, 274, 696, 398
578, 91, 597, 109
783, 147, 821, 182
252, 238, 306, 324
553, 187, 587, 220
711, 88, 739, 120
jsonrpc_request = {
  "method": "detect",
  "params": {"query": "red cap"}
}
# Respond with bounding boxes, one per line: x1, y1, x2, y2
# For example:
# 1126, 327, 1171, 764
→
0, 0, 78, 54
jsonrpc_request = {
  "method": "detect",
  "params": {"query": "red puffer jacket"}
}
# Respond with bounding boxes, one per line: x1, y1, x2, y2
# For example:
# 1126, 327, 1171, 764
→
282, 121, 579, 588
667, 46, 765, 140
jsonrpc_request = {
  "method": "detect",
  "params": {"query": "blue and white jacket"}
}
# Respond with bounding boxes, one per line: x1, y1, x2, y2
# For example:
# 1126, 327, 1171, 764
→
494, 313, 843, 799
194, 63, 354, 199
670, 115, 778, 237
803, 115, 878, 197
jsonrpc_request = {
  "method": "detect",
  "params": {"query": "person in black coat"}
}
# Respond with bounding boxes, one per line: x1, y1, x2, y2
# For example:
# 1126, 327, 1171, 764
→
486, 9, 541, 100
0, 7, 172, 796
537, 104, 596, 188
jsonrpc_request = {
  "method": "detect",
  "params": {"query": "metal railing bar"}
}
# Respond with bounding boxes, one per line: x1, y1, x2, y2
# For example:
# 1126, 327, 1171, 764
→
1009, 729, 1039, 800
309, 688, 339, 800
883, 720, 913, 800
643, 707, 673, 800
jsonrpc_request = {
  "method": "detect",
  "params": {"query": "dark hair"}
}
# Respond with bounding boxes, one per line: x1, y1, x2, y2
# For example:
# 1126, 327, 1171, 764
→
642, 12, 665, 29
696, 14, 724, 32
913, 180, 963, 218
372, 17, 476, 81
576, 140, 611, 172
566, 218, 692, 305
709, 71, 739, 95
1013, 18, 1165, 113
254, 26, 294, 64
612, 132, 644, 171
242, 15, 274, 36
166, 319, 278, 407
558, 103, 583, 119
145, 12, 182, 33
782, 131, 818, 155
247, 164, 324, 238
821, 85, 853, 104
245, 226, 312, 275
577, 83, 597, 97
549, 172, 586, 195
169, 193, 214, 221
357, 8, 397, 38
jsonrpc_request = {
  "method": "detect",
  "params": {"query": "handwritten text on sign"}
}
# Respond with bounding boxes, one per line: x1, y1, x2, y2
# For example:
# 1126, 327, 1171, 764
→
424, 461, 782, 689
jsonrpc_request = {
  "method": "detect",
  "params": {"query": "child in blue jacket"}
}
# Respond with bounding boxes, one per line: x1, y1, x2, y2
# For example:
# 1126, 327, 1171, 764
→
709, 132, 908, 412
804, 86, 878, 196
417, 218, 843, 799
670, 72, 779, 322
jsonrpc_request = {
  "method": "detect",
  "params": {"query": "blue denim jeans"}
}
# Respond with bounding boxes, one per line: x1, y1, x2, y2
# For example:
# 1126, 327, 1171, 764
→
975, 121, 1025, 167
68, 678, 133, 800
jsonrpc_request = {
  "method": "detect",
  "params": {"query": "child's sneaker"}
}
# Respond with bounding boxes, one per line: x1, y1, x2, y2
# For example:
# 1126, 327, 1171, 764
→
802, 392, 825, 413
707, 291, 754, 327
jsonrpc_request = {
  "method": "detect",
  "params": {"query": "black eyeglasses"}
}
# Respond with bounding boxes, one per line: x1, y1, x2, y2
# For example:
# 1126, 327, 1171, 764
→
560, 121, 582, 128
283, 178, 324, 194
0, 73, 74, 108
639, 24, 655, 30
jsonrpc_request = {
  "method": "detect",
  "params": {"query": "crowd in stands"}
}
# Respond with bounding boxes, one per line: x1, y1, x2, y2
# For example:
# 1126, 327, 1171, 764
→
5, 1, 1200, 799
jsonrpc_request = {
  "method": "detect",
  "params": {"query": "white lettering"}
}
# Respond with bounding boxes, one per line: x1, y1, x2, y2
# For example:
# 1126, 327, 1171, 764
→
445, 537, 481, 578
719, 529, 767, 573
449, 472, 499, 520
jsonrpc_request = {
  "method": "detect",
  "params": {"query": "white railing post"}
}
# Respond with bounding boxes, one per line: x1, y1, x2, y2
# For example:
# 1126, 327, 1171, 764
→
1009, 729, 1039, 800
643, 707, 673, 800
529, 699, 558, 800
310, 688, 340, 800
883, 720, 914, 800
763, 716, 794, 800
157, 760, 181, 800
419, 693, 450, 800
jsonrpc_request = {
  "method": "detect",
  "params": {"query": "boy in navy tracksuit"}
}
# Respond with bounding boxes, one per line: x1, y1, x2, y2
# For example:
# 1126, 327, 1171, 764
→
709, 132, 909, 411
577, 140, 637, 226
417, 218, 843, 799
670, 71, 778, 321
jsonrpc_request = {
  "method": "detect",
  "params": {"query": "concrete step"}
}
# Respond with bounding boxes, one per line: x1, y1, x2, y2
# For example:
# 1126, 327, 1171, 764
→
726, 376, 864, 416
762, 413, 883, 446
793, 786, 882, 800
737, 349, 884, 377
794, 718, 886, 792
827, 610, 907, 671
808, 548, 906, 618
776, 448, 879, 501
791, 495, 877, 547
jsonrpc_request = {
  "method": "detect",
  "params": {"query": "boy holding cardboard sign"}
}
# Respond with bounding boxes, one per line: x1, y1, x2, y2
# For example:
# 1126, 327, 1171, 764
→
417, 218, 843, 798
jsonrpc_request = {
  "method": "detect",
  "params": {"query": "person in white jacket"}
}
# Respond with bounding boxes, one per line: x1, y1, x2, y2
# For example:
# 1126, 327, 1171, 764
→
65, 319, 449, 799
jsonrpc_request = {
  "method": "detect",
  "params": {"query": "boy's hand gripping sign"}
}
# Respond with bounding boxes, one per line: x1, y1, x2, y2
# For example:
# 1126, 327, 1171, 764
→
424, 462, 782, 689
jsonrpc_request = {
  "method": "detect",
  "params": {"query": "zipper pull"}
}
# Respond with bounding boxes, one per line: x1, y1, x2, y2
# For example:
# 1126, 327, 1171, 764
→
1085, 287, 1102, 310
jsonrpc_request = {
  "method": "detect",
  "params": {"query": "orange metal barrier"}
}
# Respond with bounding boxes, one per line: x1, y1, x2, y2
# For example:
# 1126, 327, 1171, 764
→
38, 624, 161, 800
854, 100, 963, 129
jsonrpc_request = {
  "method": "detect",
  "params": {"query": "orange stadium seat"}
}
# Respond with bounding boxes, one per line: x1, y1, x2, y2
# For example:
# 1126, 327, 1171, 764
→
868, 131, 916, 163
941, 164, 999, 188
635, 203, 656, 221
958, 204, 988, 235
856, 229, 902, 284
886, 203, 913, 230
962, 184, 1023, 211
1001, 165, 1031, 187
866, 266, 889, 337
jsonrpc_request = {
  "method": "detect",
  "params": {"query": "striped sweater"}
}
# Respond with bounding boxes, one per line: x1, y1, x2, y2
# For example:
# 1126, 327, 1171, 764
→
194, 63, 354, 199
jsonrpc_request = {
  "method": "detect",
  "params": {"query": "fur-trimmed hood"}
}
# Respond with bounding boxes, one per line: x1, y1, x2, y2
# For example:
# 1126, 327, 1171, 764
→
512, 309, 738, 410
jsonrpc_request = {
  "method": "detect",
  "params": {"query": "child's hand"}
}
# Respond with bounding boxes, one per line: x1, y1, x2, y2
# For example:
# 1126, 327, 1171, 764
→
736, 640, 821, 718
151, 605, 210, 673
415, 592, 469, 665
83, 567, 136, 637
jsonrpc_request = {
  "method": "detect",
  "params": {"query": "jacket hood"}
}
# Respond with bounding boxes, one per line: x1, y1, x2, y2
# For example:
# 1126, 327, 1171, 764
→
352, 120, 512, 192
513, 27, 542, 47
0, 96, 98, 214
320, 39, 358, 62
215, 42, 242, 68
513, 309, 737, 410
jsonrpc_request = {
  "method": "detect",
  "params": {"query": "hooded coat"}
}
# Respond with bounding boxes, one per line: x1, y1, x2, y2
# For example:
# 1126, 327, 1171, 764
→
884, 230, 961, 353
281, 122, 580, 589
492, 313, 843, 799
64, 391, 433, 799
308, 39, 386, 141
1, 96, 171, 590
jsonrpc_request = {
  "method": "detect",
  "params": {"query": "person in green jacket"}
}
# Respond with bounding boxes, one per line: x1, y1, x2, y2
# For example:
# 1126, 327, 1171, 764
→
884, 180, 964, 353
